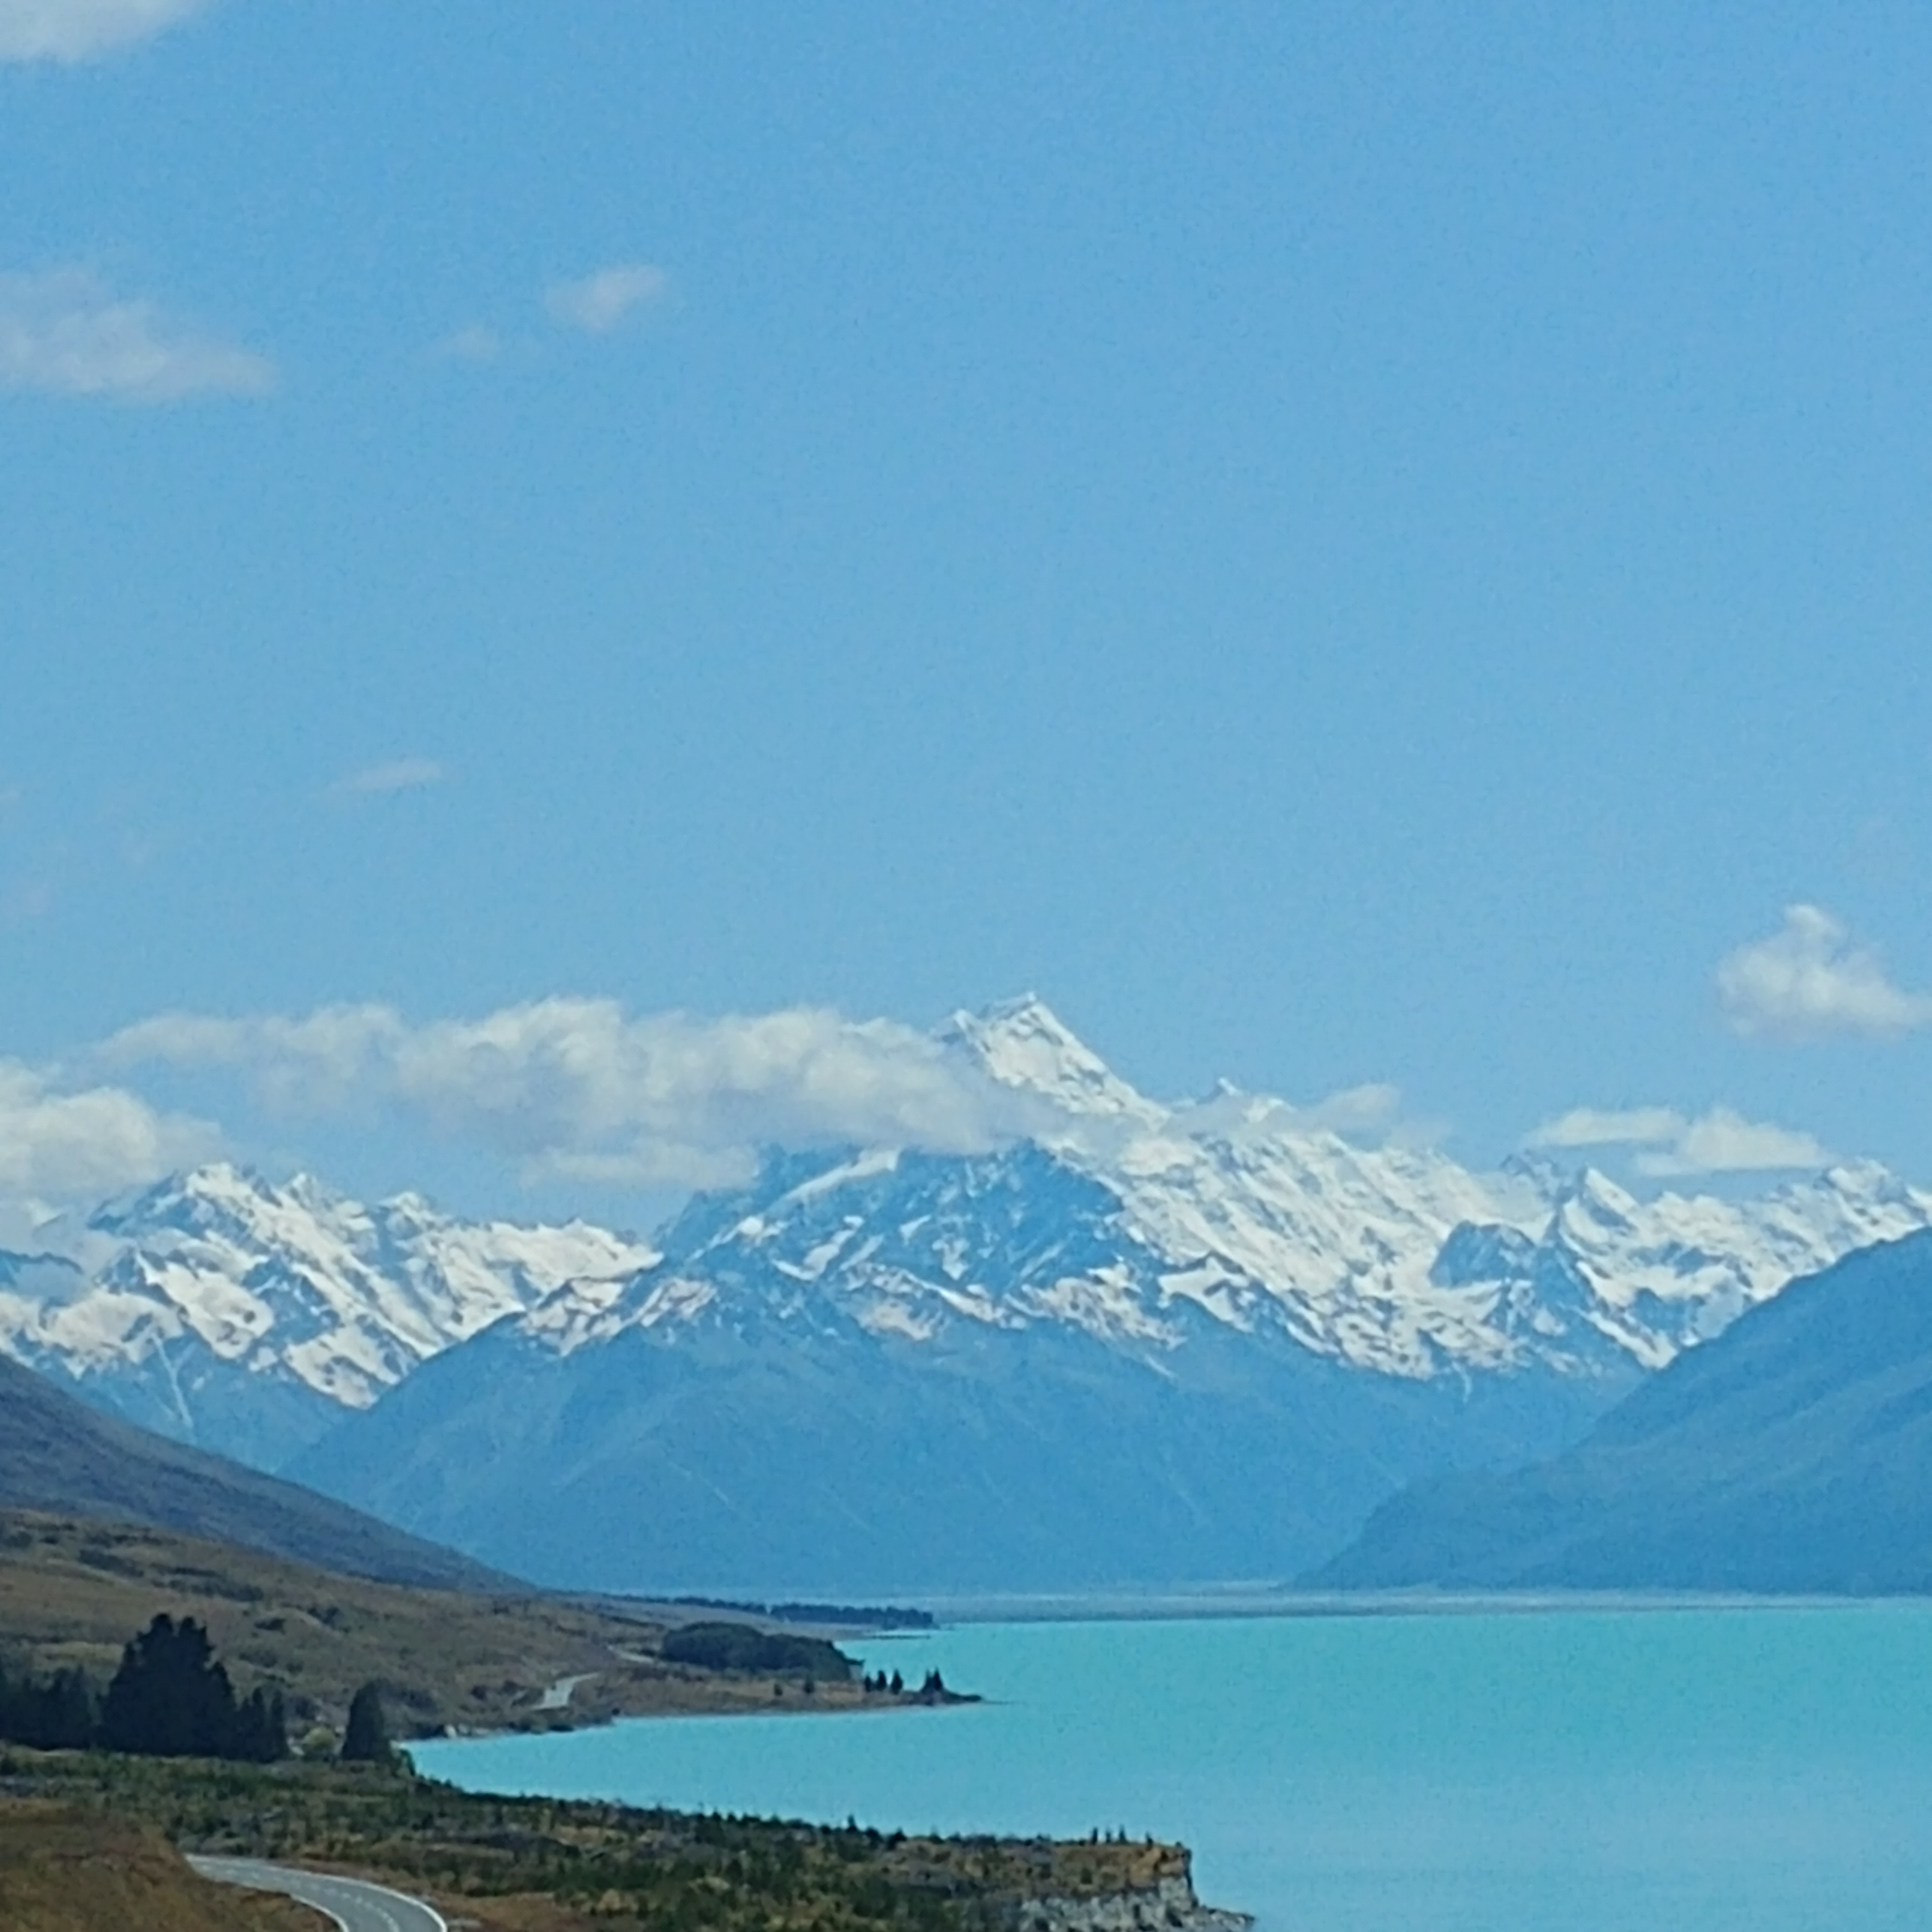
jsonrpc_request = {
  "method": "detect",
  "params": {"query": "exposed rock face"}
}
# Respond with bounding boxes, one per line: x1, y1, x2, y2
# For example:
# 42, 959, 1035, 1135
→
1007, 1871, 1253, 1932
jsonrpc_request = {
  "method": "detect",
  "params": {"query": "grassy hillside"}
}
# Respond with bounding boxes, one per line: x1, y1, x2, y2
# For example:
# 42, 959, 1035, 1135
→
0, 1355, 508, 1591
0, 1751, 1198, 1932
0, 1803, 320, 1932
0, 1511, 867, 1740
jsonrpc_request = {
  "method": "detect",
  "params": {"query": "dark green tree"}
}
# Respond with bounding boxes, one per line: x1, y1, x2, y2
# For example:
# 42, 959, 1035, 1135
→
340, 1682, 390, 1763
100, 1615, 238, 1758
232, 1684, 288, 1763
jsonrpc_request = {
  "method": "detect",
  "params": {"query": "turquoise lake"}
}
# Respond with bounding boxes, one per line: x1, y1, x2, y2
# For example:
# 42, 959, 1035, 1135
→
411, 1609, 1932, 1931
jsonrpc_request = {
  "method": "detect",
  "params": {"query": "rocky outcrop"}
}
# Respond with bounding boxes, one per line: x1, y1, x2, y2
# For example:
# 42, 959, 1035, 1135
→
1007, 1871, 1253, 1932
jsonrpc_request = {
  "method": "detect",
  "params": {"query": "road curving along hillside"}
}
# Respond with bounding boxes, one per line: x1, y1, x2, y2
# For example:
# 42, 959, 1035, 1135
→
189, 1856, 446, 1932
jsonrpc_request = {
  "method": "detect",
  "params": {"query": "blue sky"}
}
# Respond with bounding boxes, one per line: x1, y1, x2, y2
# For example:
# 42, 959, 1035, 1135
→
4, 1, 1932, 1221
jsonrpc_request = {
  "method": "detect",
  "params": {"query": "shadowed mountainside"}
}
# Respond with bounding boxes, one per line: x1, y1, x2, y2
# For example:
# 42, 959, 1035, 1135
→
1312, 1230, 1932, 1593
0, 1355, 509, 1592
294, 1305, 1601, 1593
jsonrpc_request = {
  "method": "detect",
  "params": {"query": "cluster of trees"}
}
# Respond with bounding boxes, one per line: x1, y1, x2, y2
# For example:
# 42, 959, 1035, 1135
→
0, 1661, 96, 1750
0, 1615, 288, 1761
660, 1621, 853, 1678
860, 1668, 951, 1700
0, 1616, 397, 1767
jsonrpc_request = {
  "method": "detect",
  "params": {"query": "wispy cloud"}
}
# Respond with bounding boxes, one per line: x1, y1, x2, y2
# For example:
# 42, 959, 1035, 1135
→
98, 999, 1042, 1189
0, 268, 273, 404
1716, 904, 1932, 1042
328, 757, 446, 800
436, 324, 502, 365
0, 0, 212, 63
0, 1060, 219, 1200
545, 263, 669, 335
1528, 1102, 1831, 1177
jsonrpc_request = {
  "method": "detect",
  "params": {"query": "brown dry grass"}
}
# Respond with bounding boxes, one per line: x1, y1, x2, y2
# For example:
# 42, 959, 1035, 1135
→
0, 1510, 871, 1738
0, 1802, 323, 1932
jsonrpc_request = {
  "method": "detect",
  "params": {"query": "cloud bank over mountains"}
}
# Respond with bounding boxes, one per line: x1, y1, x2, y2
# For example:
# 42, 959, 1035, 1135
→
98, 999, 1045, 1190
0, 903, 1904, 1213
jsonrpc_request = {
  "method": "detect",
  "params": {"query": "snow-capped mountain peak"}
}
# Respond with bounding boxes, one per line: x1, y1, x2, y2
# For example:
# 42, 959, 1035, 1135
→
938, 994, 1162, 1125
501, 1003, 1932, 1389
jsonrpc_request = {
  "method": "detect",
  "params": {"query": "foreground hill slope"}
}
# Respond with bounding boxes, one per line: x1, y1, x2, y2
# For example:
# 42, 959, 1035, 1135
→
0, 1354, 505, 1591
1313, 1230, 1932, 1593
0, 1806, 311, 1932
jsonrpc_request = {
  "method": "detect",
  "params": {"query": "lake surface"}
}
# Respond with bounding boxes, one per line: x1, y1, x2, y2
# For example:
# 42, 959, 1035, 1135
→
412, 1608, 1932, 1932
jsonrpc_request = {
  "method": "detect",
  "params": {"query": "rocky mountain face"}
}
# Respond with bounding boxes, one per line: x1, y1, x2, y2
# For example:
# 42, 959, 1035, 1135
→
8, 998, 1931, 1590
1310, 1229, 1932, 1594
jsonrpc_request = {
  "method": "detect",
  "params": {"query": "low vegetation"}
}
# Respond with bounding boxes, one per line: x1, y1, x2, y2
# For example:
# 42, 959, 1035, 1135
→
0, 1751, 1190, 1932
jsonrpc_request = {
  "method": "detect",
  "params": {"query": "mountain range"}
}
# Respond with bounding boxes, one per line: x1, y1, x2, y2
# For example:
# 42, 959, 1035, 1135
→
0, 1173, 653, 1466
7, 998, 1932, 1590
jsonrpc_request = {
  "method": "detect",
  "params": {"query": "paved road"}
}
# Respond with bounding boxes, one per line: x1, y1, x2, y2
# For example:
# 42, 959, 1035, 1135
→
188, 1855, 448, 1932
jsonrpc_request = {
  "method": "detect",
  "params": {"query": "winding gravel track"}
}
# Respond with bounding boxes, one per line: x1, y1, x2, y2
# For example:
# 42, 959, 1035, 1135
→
188, 1854, 448, 1932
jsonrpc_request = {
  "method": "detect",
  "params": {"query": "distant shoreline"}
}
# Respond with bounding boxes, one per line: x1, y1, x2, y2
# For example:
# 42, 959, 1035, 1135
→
907, 1586, 1932, 1624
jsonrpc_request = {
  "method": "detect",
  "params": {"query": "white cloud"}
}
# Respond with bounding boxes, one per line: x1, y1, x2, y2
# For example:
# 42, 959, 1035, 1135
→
329, 757, 446, 799
1528, 1101, 1831, 1177
545, 263, 669, 335
1716, 904, 1932, 1041
0, 0, 211, 61
0, 268, 274, 403
0, 1060, 219, 1201
100, 999, 1042, 1190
